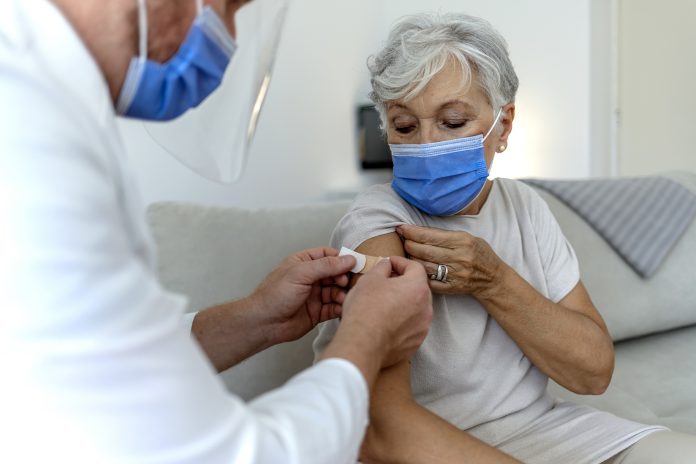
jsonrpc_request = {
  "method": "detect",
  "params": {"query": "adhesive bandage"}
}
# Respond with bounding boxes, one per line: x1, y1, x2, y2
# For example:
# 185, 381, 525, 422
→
339, 247, 385, 274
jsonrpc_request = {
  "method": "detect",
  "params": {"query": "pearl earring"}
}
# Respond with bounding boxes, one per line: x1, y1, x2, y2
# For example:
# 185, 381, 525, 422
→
498, 144, 507, 153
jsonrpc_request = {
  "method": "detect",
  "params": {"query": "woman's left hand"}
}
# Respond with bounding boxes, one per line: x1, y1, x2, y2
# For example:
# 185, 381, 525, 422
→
397, 224, 509, 297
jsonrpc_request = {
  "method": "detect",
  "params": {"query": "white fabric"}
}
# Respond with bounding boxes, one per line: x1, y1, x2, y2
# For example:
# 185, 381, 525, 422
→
314, 179, 665, 464
602, 431, 696, 464
548, 324, 696, 434
183, 311, 198, 334
0, 1, 368, 463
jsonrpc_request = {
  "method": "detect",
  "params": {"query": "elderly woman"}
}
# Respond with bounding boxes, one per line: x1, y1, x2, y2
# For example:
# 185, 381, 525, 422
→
314, 12, 696, 464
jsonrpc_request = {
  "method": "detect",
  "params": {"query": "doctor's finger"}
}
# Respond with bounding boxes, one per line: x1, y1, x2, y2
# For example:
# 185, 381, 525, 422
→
296, 255, 356, 284
404, 239, 451, 264
389, 255, 426, 278
362, 257, 393, 278
302, 246, 340, 260
322, 285, 346, 305
319, 303, 343, 322
320, 273, 350, 288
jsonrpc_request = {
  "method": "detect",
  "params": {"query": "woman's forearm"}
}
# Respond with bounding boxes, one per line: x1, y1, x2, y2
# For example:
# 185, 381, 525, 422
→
363, 363, 521, 464
477, 267, 614, 394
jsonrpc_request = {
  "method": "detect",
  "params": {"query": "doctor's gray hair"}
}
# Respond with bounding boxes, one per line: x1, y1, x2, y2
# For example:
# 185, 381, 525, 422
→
368, 13, 519, 127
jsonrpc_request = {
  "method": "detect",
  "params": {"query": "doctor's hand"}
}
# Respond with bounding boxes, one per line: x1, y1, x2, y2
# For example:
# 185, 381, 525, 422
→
397, 224, 510, 299
192, 247, 355, 373
320, 256, 432, 386
248, 247, 356, 345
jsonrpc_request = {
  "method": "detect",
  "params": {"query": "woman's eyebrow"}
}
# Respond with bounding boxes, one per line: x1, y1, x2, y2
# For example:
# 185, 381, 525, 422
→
439, 100, 477, 113
388, 100, 476, 112
389, 103, 411, 111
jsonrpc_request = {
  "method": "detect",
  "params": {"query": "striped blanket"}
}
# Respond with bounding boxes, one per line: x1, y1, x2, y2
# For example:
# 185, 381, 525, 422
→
523, 176, 696, 278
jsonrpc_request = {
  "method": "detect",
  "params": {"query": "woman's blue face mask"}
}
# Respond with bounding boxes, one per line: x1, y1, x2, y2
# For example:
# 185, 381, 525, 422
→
390, 108, 503, 216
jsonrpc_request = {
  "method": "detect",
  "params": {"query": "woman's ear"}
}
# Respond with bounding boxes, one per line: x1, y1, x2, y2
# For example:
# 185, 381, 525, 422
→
496, 103, 515, 152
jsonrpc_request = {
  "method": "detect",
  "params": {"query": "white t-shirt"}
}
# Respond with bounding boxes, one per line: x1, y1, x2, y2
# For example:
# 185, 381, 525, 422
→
314, 179, 665, 464
0, 0, 367, 462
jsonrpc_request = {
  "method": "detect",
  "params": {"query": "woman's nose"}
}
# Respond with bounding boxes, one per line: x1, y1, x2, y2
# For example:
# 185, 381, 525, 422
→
417, 123, 441, 145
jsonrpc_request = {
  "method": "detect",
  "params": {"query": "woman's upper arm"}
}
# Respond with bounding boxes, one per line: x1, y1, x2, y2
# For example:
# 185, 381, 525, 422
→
351, 233, 406, 287
525, 186, 611, 339
356, 232, 406, 257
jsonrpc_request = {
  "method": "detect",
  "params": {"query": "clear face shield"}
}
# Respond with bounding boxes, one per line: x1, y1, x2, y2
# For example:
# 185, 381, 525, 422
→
142, 0, 290, 184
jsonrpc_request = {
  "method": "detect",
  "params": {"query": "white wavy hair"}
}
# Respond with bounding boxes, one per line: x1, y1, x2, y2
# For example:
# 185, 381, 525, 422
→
368, 13, 519, 128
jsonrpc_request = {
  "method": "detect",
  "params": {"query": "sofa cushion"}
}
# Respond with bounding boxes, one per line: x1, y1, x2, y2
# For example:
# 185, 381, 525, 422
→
548, 324, 696, 434
531, 171, 696, 342
147, 201, 349, 400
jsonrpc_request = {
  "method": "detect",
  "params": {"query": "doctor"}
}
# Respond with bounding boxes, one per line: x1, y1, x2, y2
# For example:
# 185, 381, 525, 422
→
0, 0, 433, 463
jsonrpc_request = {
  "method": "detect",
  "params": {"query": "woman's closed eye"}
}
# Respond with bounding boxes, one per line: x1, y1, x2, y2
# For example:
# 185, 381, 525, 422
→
395, 125, 416, 134
443, 120, 467, 129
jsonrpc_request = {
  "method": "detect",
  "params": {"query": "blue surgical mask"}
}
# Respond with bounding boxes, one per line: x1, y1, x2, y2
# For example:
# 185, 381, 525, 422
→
390, 108, 503, 216
116, 1, 237, 121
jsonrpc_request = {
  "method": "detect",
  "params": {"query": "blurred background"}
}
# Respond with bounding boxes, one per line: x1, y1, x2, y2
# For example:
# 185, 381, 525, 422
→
118, 0, 696, 209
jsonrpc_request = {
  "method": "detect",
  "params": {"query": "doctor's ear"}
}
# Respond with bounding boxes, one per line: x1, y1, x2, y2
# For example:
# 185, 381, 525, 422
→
496, 103, 515, 152
216, 0, 254, 38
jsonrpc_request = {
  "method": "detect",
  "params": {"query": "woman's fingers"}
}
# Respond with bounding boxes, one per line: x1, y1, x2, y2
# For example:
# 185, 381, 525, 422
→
401, 230, 503, 297
397, 224, 469, 248
403, 239, 451, 263
411, 258, 459, 293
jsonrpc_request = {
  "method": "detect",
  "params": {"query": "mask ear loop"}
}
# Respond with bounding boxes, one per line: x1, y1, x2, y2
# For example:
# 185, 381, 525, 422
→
136, 0, 148, 62
195, 0, 204, 15
483, 107, 504, 142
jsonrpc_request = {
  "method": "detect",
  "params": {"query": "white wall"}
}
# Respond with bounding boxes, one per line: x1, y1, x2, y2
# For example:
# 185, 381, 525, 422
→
618, 0, 696, 176
590, 0, 618, 177
120, 0, 597, 209
380, 0, 592, 181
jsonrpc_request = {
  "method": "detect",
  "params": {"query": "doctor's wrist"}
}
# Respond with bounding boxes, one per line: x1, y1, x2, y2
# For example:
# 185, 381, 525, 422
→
237, 294, 279, 348
191, 297, 275, 372
320, 321, 387, 389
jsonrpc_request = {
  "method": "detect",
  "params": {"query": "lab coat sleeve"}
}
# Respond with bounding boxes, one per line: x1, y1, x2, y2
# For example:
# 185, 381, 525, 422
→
0, 48, 368, 464
183, 310, 198, 333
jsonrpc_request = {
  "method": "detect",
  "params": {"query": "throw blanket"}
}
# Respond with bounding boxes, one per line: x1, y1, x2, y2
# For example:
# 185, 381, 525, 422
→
523, 176, 696, 278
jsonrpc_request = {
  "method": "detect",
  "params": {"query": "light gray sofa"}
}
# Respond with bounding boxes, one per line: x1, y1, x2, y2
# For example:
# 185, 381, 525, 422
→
147, 172, 696, 435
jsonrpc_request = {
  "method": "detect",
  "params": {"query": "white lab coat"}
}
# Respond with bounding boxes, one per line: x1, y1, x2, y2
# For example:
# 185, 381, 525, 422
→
0, 1, 367, 462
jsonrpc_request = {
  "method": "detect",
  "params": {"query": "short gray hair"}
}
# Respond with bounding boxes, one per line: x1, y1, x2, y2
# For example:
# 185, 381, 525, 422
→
368, 13, 519, 126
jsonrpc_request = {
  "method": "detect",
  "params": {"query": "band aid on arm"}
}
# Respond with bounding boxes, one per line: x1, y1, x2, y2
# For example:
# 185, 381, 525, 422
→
339, 246, 386, 274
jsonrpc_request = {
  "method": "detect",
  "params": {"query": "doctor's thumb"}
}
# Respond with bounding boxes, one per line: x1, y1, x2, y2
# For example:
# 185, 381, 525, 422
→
299, 255, 355, 283
367, 257, 393, 278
